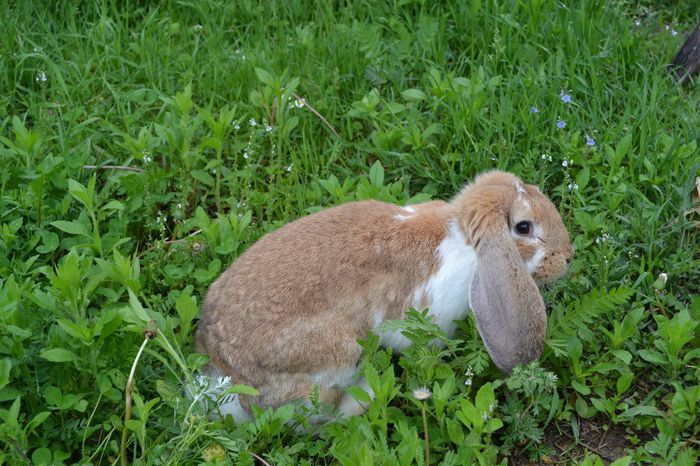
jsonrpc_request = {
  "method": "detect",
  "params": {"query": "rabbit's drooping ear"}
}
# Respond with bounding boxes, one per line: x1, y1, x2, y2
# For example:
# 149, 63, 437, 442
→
459, 179, 547, 373
469, 231, 546, 372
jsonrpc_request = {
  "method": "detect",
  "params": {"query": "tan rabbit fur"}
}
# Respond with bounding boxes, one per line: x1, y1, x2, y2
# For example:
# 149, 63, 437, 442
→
195, 170, 573, 418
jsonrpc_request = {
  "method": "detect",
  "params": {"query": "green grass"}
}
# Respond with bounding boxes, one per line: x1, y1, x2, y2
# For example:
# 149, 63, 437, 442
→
1, 0, 699, 464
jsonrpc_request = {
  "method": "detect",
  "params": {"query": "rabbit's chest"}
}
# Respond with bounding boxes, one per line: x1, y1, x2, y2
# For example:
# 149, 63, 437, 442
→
423, 229, 477, 336
377, 221, 477, 350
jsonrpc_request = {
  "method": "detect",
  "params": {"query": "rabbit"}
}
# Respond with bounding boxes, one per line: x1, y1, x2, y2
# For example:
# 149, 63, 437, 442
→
194, 170, 573, 421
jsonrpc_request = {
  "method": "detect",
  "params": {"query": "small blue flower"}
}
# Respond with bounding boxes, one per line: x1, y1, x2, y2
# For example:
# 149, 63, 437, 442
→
531, 106, 538, 114
586, 135, 595, 146
560, 92, 571, 104
557, 120, 566, 129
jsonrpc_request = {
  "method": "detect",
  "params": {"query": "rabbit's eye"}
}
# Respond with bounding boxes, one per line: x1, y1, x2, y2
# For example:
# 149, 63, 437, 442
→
515, 221, 531, 235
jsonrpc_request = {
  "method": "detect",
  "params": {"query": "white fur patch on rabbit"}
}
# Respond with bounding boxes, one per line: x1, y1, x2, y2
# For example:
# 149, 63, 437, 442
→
218, 394, 251, 421
526, 248, 546, 273
375, 220, 477, 350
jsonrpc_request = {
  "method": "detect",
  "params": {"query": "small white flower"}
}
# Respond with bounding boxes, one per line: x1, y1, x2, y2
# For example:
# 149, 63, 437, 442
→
194, 24, 203, 32
671, 29, 678, 37
177, 203, 183, 210
634, 19, 641, 26
294, 98, 305, 108
568, 182, 579, 191
243, 150, 249, 160
654, 272, 668, 291
35, 70, 48, 82
562, 160, 568, 167
249, 118, 257, 127
596, 233, 611, 244
143, 152, 152, 164
489, 403, 495, 412
265, 125, 273, 132
286, 164, 293, 173
482, 412, 489, 421
465, 379, 472, 386
413, 387, 432, 400
665, 24, 670, 31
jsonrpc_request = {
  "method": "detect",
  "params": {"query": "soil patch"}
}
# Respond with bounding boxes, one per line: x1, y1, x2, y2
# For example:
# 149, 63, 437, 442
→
510, 416, 653, 465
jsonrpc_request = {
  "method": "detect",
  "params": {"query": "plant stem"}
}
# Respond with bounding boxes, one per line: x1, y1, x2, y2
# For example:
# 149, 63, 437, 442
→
9, 437, 31, 465
292, 93, 339, 137
421, 404, 430, 466
120, 336, 150, 466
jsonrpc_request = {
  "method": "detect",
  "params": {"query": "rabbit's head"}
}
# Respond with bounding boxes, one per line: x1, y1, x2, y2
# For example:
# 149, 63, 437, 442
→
452, 171, 573, 372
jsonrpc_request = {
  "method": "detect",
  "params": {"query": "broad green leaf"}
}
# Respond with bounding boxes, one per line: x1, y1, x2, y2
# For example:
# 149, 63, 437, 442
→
401, 88, 427, 102
576, 166, 590, 190
346, 385, 372, 404
7, 396, 21, 424
616, 372, 634, 396
254, 68, 275, 86
571, 380, 590, 396
51, 220, 89, 236
68, 178, 93, 211
616, 404, 663, 420
222, 384, 260, 397
39, 348, 76, 363
611, 349, 632, 365
26, 411, 51, 433
369, 160, 384, 187
176, 291, 198, 326
32, 447, 52, 466
102, 200, 125, 211
36, 231, 59, 253
638, 349, 666, 364
609, 457, 632, 466
475, 382, 496, 412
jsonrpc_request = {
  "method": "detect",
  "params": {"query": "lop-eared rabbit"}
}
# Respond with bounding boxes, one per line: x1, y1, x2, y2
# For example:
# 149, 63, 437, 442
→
195, 171, 573, 420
